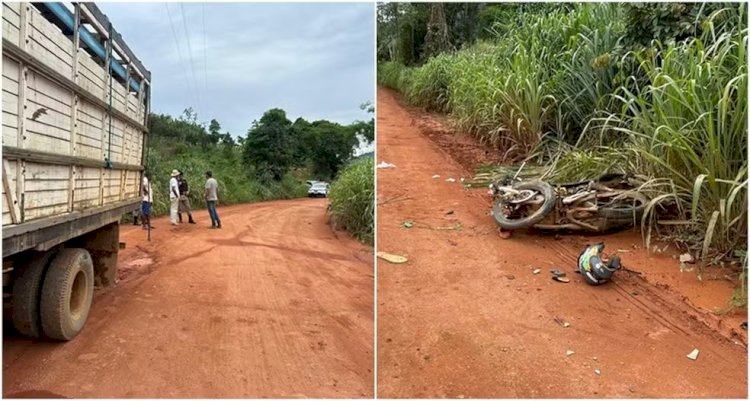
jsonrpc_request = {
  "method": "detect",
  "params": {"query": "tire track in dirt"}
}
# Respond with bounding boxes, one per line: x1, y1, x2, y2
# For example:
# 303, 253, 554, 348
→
376, 87, 747, 399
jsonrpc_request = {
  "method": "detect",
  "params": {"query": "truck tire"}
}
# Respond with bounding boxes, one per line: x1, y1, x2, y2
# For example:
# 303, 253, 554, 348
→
11, 251, 56, 337
40, 248, 94, 341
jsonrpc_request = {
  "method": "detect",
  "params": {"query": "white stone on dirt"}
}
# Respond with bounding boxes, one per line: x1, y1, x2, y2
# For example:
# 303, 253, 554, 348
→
687, 348, 700, 360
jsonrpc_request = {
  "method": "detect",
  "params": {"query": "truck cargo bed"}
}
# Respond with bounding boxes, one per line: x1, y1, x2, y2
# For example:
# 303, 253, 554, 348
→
2, 2, 150, 255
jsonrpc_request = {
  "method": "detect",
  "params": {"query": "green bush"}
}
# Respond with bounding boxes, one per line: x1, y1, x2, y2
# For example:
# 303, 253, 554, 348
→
328, 158, 374, 244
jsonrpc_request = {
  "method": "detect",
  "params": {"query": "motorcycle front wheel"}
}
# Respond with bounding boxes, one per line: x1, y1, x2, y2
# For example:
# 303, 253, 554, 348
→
492, 181, 556, 230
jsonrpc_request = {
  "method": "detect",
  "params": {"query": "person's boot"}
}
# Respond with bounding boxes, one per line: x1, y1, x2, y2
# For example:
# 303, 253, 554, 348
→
188, 214, 196, 224
178, 213, 183, 223
133, 215, 138, 226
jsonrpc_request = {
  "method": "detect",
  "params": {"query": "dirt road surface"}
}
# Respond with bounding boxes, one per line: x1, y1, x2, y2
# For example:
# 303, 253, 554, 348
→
4, 199, 373, 398
376, 87, 747, 398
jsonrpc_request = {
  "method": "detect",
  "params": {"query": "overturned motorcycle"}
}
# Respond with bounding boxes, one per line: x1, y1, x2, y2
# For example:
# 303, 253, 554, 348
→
488, 173, 649, 232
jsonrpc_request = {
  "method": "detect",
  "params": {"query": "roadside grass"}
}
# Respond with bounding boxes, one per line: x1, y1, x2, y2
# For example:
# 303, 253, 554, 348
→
328, 158, 374, 245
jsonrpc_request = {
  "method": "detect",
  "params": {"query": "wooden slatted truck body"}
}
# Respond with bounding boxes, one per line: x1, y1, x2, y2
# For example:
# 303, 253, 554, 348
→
2, 2, 150, 340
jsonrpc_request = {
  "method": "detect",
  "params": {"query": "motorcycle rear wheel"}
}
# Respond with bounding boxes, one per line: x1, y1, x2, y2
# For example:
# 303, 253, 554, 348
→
599, 191, 649, 220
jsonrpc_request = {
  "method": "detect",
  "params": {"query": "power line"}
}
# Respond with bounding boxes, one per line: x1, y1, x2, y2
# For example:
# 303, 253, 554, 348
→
165, 3, 199, 110
180, 3, 203, 113
202, 2, 208, 93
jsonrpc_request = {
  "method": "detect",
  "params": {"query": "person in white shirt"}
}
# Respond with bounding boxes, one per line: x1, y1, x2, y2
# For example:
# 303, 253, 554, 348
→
169, 169, 180, 225
141, 171, 154, 230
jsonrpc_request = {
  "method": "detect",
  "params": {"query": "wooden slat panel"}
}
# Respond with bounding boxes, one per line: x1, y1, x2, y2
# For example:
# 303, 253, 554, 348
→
77, 55, 105, 100
2, 57, 20, 146
2, 3, 21, 47
112, 82, 127, 115
75, 99, 103, 160
26, 6, 73, 78
21, 162, 70, 221
25, 162, 70, 180
2, 160, 18, 225
74, 166, 102, 210
24, 69, 72, 152
3, 3, 21, 26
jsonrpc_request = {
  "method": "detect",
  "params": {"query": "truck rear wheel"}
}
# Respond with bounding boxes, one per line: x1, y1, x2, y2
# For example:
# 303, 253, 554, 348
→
11, 251, 56, 337
40, 248, 94, 341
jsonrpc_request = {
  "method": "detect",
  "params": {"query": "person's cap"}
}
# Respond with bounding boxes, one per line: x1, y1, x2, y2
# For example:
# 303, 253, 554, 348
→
171, 169, 180, 177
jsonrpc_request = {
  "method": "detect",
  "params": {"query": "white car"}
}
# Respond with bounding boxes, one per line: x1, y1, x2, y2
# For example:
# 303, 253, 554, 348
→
308, 182, 330, 198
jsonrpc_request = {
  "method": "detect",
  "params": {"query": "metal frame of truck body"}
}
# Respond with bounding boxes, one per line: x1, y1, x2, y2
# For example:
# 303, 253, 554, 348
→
2, 2, 151, 263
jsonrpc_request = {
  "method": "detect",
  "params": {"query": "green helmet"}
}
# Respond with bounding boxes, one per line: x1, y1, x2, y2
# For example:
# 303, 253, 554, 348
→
578, 243, 621, 285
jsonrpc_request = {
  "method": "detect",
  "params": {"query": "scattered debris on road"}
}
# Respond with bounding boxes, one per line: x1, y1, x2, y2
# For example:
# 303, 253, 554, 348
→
679, 253, 695, 264
554, 317, 571, 327
594, 369, 601, 375
550, 269, 566, 277
377, 252, 408, 264
377, 161, 397, 169
566, 350, 575, 357
553, 276, 570, 283
402, 220, 414, 228
432, 174, 440, 179
687, 348, 700, 361
532, 268, 541, 275
446, 177, 456, 183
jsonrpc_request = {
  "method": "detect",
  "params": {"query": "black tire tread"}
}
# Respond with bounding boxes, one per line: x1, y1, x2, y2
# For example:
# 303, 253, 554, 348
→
40, 248, 94, 341
492, 181, 556, 230
599, 191, 649, 220
11, 251, 56, 337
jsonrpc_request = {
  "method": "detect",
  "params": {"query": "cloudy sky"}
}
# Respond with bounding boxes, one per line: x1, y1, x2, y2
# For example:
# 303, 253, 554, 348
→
98, 2, 375, 139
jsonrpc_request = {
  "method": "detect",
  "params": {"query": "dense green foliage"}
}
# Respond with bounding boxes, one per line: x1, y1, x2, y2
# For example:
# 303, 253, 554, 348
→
243, 106, 373, 183
377, 3, 747, 279
144, 104, 373, 220
143, 135, 306, 218
328, 158, 374, 244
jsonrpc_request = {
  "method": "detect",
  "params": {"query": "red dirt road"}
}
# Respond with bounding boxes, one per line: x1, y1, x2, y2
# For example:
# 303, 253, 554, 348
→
3, 199, 373, 398
376, 87, 747, 398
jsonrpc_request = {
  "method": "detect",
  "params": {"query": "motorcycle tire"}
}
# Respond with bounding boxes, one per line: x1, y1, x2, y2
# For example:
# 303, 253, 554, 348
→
492, 181, 556, 230
599, 191, 649, 220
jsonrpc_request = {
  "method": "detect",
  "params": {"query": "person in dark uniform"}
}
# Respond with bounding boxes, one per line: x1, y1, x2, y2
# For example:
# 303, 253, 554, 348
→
177, 170, 196, 224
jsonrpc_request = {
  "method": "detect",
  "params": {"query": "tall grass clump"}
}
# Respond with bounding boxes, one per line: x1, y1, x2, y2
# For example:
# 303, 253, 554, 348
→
328, 158, 374, 244
377, 61, 413, 92
405, 53, 455, 112
598, 17, 748, 260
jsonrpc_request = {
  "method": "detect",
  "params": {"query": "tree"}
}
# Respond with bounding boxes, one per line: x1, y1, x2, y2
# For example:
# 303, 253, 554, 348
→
351, 101, 374, 143
423, 3, 453, 59
220, 131, 235, 146
208, 119, 222, 145
301, 120, 359, 180
180, 107, 198, 124
242, 108, 296, 181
